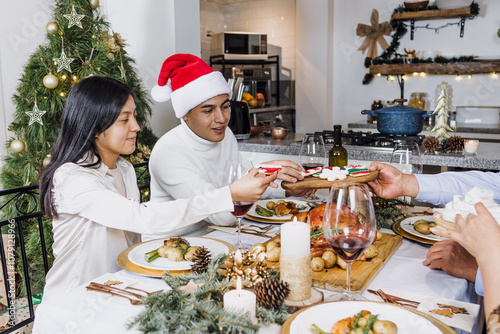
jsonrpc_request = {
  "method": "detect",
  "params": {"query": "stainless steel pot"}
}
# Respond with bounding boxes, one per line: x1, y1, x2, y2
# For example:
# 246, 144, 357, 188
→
361, 99, 430, 135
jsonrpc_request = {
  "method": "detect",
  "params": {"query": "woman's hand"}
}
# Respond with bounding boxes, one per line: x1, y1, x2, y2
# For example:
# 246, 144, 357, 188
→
367, 162, 419, 199
431, 203, 500, 261
263, 160, 303, 183
229, 168, 278, 203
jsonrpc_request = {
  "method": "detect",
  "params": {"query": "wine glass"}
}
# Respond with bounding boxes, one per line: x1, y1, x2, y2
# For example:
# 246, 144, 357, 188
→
390, 139, 422, 175
322, 183, 377, 301
299, 133, 327, 171
222, 161, 253, 250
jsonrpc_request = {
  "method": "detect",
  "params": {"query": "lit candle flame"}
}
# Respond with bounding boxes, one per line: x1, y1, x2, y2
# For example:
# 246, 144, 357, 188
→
292, 217, 297, 223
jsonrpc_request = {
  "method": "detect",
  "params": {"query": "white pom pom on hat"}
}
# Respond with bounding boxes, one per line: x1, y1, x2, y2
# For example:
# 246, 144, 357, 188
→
151, 53, 232, 118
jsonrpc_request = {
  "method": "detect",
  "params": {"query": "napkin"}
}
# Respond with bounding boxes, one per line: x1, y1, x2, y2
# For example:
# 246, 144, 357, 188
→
365, 287, 479, 333
72, 272, 169, 305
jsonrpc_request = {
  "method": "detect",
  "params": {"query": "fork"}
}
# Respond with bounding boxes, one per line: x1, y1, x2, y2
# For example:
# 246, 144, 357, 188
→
242, 225, 274, 232
86, 285, 143, 305
89, 282, 143, 299
125, 286, 163, 296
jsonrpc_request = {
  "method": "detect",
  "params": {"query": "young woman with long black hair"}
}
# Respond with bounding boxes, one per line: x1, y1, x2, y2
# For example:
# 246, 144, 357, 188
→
37, 76, 276, 301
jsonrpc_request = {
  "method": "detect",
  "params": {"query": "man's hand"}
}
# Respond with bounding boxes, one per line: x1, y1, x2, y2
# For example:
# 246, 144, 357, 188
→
422, 240, 478, 282
262, 160, 303, 183
367, 162, 419, 199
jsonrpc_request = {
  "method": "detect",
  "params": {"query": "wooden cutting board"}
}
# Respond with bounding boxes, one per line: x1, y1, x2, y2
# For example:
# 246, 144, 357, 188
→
265, 232, 402, 294
281, 170, 379, 190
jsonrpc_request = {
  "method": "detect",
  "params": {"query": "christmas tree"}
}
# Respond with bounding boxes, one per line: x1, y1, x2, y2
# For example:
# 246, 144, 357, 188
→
431, 82, 454, 139
1, 0, 156, 294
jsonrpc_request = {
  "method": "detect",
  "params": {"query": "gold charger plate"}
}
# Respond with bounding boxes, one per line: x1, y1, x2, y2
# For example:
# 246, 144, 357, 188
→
393, 219, 437, 245
280, 300, 457, 334
117, 236, 236, 277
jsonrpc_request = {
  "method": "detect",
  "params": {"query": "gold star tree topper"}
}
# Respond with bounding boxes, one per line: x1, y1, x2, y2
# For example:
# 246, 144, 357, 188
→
63, 5, 85, 29
25, 101, 47, 126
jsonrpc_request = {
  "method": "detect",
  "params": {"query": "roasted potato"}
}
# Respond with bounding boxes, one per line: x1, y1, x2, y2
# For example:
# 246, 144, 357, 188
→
183, 246, 200, 261
414, 222, 431, 234
322, 250, 337, 269
266, 241, 279, 251
276, 200, 286, 205
364, 245, 379, 259
251, 243, 266, 254
164, 237, 189, 249
157, 245, 183, 261
336, 256, 347, 270
266, 201, 276, 210
413, 219, 429, 226
311, 257, 325, 271
266, 247, 280, 262
376, 231, 383, 241
372, 320, 398, 334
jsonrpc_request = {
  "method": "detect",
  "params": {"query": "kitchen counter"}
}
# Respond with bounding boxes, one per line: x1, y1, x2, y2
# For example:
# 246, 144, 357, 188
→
238, 133, 500, 171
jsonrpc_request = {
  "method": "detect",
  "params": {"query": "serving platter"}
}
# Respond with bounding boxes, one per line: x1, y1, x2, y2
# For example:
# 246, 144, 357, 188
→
281, 170, 379, 191
117, 237, 235, 277
281, 300, 455, 334
245, 199, 312, 222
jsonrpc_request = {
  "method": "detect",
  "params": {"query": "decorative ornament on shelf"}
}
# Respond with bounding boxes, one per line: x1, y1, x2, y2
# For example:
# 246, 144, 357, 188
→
53, 48, 75, 73
90, 0, 100, 10
10, 139, 26, 153
42, 154, 52, 168
422, 136, 440, 153
217, 249, 268, 286
431, 82, 454, 139
46, 21, 58, 35
356, 9, 393, 59
43, 73, 58, 89
25, 100, 47, 126
63, 5, 85, 29
443, 135, 465, 153
254, 278, 290, 309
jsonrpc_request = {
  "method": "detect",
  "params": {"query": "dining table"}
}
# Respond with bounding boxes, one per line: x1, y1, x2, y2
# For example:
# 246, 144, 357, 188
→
32, 209, 484, 334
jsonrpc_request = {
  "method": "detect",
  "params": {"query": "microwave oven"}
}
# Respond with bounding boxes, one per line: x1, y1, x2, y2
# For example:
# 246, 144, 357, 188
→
211, 32, 268, 60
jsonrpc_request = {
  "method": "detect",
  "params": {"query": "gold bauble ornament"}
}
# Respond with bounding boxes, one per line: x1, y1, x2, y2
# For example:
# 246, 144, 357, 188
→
90, 0, 99, 9
11, 139, 26, 153
43, 154, 52, 168
46, 21, 58, 35
43, 74, 58, 89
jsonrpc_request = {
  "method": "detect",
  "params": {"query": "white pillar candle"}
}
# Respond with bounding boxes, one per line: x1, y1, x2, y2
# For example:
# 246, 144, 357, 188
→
223, 277, 257, 323
464, 139, 479, 154
280, 217, 311, 301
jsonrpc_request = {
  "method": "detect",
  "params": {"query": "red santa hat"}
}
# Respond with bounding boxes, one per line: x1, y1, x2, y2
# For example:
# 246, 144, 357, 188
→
151, 53, 232, 118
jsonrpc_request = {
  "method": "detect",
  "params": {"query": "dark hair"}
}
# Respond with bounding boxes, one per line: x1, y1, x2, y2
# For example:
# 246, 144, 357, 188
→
39, 76, 133, 219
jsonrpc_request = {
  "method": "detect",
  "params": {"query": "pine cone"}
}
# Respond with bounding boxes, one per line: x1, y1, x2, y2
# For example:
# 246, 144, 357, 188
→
440, 138, 451, 153
191, 247, 211, 273
254, 278, 290, 309
447, 135, 464, 152
422, 136, 439, 153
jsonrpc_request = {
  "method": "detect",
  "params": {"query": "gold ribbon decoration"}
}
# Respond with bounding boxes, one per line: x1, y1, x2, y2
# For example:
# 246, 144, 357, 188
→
356, 9, 393, 59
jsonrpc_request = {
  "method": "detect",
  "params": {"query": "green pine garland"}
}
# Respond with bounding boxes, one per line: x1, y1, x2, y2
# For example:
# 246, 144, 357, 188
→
128, 254, 289, 334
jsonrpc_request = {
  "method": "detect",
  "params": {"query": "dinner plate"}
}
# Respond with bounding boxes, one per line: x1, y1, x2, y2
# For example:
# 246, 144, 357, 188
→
281, 300, 455, 334
399, 215, 446, 242
245, 199, 312, 222
128, 237, 230, 271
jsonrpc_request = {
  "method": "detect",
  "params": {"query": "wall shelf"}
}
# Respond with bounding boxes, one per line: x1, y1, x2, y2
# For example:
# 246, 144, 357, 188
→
391, 6, 477, 39
370, 61, 500, 76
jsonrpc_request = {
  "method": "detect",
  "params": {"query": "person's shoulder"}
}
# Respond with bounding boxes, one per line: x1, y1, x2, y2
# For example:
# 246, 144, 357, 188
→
151, 125, 185, 152
53, 162, 104, 189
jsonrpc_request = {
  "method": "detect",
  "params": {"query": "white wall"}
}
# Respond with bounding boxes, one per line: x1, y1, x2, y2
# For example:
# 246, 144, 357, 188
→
0, 0, 200, 163
294, 0, 500, 133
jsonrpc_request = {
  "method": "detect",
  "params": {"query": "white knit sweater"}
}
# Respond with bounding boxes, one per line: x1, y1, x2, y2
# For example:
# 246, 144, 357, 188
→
147, 121, 284, 239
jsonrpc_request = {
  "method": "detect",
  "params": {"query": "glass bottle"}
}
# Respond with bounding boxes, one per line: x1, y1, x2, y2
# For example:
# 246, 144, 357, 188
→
409, 93, 426, 110
368, 100, 383, 124
329, 124, 348, 167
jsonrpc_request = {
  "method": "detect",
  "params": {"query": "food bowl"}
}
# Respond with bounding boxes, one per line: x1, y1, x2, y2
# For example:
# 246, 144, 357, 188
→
404, 1, 429, 9
435, 0, 473, 9
250, 125, 264, 137
271, 127, 289, 140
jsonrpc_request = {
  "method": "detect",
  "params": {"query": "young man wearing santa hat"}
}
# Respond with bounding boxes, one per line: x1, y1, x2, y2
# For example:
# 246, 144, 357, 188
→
145, 54, 308, 239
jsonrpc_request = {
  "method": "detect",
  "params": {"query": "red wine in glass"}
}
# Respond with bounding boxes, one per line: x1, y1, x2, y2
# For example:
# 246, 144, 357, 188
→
328, 235, 372, 262
232, 202, 254, 218
301, 162, 324, 170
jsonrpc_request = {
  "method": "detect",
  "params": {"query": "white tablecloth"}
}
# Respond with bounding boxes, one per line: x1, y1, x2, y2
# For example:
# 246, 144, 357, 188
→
33, 227, 482, 334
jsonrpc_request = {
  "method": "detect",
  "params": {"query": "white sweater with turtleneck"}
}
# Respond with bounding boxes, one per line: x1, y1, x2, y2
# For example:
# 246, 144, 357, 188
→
145, 121, 284, 240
